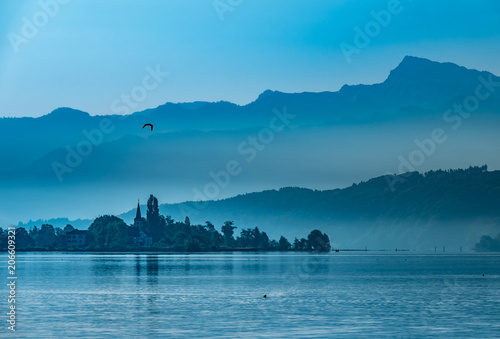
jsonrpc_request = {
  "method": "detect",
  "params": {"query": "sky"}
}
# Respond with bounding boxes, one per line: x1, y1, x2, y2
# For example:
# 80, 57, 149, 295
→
0, 0, 500, 118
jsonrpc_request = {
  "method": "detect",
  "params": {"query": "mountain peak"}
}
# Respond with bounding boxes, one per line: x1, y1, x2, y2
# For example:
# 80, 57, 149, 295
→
257, 89, 278, 101
384, 55, 483, 90
44, 107, 90, 119
388, 56, 440, 79
400, 55, 431, 65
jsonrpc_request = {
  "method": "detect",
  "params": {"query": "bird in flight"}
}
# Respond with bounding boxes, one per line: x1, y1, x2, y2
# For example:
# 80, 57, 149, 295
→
142, 123, 153, 131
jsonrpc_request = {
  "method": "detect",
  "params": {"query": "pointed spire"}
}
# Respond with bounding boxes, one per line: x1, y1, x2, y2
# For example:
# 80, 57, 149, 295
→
135, 200, 141, 220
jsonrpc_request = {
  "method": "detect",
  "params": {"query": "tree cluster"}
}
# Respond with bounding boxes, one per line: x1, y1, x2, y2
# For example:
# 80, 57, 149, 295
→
0, 194, 331, 252
474, 234, 500, 252
0, 224, 77, 250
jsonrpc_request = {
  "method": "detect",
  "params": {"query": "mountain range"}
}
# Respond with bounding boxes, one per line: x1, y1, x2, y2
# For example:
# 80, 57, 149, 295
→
2, 56, 499, 174
3, 56, 500, 241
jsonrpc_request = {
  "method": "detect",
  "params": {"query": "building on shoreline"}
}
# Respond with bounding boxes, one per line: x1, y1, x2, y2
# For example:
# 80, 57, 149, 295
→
66, 229, 87, 247
128, 201, 152, 246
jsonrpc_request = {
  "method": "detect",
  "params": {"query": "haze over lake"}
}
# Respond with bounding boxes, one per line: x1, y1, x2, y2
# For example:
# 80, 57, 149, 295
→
4, 252, 500, 338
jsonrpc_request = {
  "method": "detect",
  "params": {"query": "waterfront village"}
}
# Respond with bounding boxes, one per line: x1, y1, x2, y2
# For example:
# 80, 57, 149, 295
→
2, 195, 332, 252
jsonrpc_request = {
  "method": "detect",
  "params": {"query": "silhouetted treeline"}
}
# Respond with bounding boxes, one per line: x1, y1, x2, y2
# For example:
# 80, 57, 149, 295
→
0, 224, 75, 250
0, 197, 331, 252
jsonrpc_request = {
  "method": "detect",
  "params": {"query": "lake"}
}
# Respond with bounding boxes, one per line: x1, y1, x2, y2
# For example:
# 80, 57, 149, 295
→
3, 252, 500, 338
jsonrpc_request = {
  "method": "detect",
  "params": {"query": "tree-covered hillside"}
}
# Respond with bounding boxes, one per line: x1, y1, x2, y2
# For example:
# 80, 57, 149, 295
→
154, 166, 500, 249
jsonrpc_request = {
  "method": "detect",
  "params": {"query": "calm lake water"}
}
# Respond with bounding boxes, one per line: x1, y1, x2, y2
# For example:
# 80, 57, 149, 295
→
3, 252, 500, 338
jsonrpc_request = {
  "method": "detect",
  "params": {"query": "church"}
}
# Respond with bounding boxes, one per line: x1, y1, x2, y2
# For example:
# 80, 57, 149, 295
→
128, 201, 153, 246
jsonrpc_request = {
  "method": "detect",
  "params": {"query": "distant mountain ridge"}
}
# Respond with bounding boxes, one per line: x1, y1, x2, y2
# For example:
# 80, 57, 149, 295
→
2, 55, 499, 173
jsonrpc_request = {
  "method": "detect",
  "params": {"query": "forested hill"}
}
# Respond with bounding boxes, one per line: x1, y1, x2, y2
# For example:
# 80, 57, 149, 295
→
154, 166, 500, 249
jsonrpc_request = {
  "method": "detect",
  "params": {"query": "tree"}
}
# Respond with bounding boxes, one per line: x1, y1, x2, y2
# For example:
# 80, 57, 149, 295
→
250, 227, 261, 248
238, 228, 253, 247
88, 215, 130, 249
36, 224, 56, 248
64, 224, 75, 234
184, 238, 201, 252
55, 227, 66, 248
268, 239, 279, 250
292, 237, 310, 251
0, 228, 6, 249
221, 221, 236, 246
474, 234, 500, 252
210, 230, 223, 248
185, 216, 191, 227
237, 227, 270, 249
302, 238, 311, 251
205, 221, 215, 232
165, 215, 174, 226
29, 226, 39, 240
204, 221, 221, 248
258, 230, 270, 249
147, 195, 163, 243
173, 231, 188, 248
307, 229, 331, 252
293, 238, 302, 251
15, 227, 36, 248
278, 236, 291, 251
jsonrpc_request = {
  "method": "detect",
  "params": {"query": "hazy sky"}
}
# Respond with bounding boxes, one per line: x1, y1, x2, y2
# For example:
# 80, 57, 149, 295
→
1, 0, 499, 118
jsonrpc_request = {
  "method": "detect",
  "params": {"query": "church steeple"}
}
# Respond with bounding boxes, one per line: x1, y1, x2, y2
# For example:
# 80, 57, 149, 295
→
129, 198, 152, 247
134, 200, 143, 231
135, 200, 141, 220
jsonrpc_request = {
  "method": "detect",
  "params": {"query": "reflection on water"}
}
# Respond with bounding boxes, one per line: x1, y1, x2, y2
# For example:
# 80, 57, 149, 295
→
3, 253, 500, 338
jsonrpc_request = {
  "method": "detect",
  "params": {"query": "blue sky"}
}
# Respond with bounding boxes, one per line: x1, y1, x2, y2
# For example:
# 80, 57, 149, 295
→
1, 0, 499, 117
